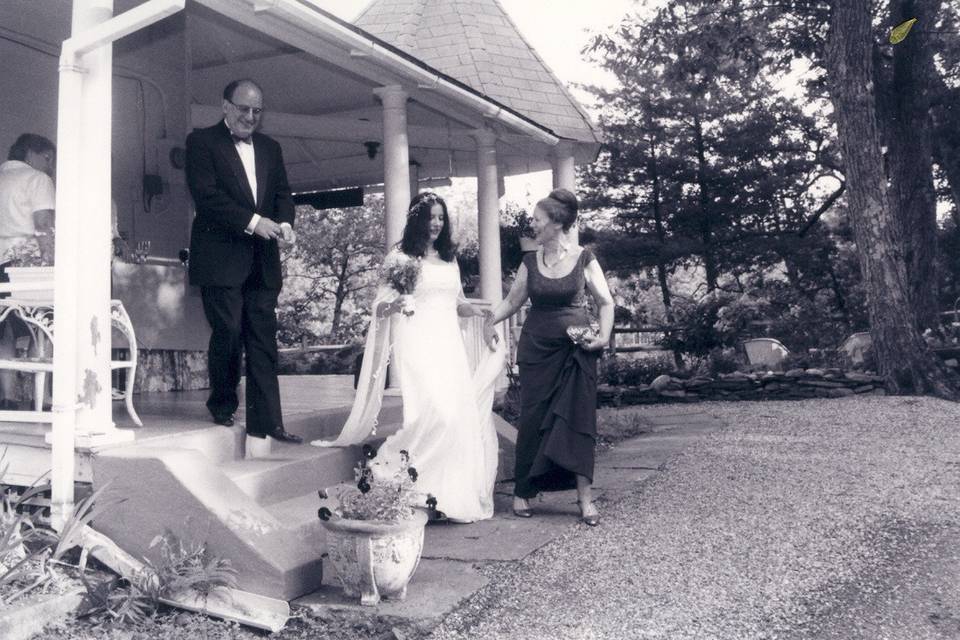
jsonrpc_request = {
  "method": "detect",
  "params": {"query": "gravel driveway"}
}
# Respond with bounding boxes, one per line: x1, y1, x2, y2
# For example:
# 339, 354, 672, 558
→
429, 396, 960, 640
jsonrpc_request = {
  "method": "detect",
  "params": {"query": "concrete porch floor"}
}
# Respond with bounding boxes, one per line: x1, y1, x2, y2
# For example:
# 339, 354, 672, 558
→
0, 374, 392, 457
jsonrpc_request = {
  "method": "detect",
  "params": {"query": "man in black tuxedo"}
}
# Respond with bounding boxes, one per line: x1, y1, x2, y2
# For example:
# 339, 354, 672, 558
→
185, 78, 301, 443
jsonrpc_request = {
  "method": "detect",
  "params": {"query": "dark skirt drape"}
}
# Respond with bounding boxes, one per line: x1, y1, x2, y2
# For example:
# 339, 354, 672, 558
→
514, 306, 599, 499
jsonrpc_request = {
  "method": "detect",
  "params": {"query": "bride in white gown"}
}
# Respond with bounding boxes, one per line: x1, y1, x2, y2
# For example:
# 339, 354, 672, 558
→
313, 192, 505, 523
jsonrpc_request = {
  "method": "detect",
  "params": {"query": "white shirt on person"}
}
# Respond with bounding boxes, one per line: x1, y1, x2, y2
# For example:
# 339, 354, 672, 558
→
0, 159, 55, 257
223, 121, 290, 237
223, 120, 262, 235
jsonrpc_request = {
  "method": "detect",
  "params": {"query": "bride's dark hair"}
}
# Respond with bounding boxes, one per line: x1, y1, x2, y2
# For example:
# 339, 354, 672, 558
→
400, 192, 457, 261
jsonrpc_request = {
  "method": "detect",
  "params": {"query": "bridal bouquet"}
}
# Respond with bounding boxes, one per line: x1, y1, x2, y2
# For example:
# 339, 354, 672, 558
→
318, 445, 436, 522
382, 254, 421, 316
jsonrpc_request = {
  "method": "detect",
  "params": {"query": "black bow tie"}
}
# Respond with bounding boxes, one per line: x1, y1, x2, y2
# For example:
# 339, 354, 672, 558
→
231, 134, 252, 145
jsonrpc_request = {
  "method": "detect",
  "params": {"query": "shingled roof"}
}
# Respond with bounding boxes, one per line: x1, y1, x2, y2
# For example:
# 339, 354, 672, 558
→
354, 0, 600, 143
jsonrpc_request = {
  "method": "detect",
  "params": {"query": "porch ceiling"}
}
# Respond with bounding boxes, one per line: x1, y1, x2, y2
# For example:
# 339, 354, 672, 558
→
187, 1, 559, 192
0, 0, 565, 194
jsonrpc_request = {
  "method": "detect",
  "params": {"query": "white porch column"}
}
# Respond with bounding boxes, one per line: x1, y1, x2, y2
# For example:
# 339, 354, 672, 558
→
51, 0, 125, 529
374, 86, 410, 392
75, 0, 122, 441
474, 128, 502, 305
374, 86, 411, 249
551, 140, 579, 245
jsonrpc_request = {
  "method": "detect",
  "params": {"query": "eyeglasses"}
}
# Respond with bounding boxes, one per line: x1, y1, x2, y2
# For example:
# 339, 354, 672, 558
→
227, 100, 263, 117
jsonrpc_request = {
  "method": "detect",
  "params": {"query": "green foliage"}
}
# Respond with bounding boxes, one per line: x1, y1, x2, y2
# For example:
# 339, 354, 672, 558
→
147, 532, 238, 599
499, 202, 535, 276
599, 355, 676, 386
279, 198, 386, 346
779, 348, 863, 372
0, 480, 53, 604
79, 531, 237, 627
277, 345, 362, 376
686, 347, 743, 377
662, 292, 733, 357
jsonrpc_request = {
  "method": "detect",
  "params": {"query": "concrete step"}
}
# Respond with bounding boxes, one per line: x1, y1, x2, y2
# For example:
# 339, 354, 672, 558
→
266, 492, 324, 532
220, 443, 362, 507
93, 444, 326, 600
220, 417, 402, 506
101, 425, 245, 464
277, 401, 403, 445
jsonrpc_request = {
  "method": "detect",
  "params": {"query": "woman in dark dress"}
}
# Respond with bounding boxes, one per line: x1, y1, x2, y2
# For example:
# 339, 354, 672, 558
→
483, 189, 614, 525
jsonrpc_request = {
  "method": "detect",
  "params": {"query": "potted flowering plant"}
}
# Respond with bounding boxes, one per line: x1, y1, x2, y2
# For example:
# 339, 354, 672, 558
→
317, 445, 434, 605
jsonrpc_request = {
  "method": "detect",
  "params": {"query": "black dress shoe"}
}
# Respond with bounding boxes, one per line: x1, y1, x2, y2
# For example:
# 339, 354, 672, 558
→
266, 429, 302, 444
212, 414, 235, 427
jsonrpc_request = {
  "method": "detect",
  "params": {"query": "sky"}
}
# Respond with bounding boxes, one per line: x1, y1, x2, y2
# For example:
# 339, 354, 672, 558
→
308, 0, 638, 206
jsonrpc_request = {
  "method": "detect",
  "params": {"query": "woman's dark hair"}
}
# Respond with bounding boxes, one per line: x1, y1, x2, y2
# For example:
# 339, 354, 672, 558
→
8, 134, 55, 162
536, 188, 579, 232
400, 192, 457, 261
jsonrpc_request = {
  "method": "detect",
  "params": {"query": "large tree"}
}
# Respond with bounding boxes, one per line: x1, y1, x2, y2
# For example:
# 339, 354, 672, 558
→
583, 0, 837, 313
279, 198, 384, 344
876, 0, 943, 328
825, 0, 960, 397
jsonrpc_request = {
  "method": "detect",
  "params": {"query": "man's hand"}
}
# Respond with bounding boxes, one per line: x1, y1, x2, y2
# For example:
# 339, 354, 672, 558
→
279, 223, 296, 247
253, 217, 282, 240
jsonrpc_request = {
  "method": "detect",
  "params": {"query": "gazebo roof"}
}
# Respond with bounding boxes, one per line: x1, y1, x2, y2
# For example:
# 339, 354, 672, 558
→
354, 0, 600, 144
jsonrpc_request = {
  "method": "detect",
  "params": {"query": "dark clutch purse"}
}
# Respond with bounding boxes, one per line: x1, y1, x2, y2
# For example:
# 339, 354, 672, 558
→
566, 322, 600, 345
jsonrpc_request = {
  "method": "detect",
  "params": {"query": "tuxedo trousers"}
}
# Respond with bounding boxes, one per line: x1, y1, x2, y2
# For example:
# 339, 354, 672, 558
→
200, 265, 283, 437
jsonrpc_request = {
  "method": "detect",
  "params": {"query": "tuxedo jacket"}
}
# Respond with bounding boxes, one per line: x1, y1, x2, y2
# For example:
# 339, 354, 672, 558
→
185, 121, 295, 289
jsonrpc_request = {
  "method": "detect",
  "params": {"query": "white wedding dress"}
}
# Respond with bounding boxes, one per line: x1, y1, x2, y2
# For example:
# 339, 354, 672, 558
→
314, 250, 505, 522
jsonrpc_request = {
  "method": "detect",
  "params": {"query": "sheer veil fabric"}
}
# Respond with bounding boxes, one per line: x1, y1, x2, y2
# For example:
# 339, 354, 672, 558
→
313, 249, 505, 522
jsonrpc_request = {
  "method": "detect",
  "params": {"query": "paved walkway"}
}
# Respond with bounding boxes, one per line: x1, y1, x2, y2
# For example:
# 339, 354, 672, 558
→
294, 406, 725, 632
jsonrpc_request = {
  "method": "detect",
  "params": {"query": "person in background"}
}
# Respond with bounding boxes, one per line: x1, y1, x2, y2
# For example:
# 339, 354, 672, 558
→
0, 134, 56, 409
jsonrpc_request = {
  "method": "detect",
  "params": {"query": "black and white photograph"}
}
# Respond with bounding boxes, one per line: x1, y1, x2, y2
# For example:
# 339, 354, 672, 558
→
0, 0, 959, 638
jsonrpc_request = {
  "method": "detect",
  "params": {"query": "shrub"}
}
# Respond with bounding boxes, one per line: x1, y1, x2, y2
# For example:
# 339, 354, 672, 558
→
662, 292, 735, 357
278, 345, 362, 375
599, 355, 676, 386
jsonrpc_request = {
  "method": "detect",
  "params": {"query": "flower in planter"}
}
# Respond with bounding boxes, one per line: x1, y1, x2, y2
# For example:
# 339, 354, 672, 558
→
319, 446, 431, 522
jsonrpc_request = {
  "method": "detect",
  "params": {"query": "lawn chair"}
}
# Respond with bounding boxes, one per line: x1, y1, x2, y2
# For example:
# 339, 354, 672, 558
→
840, 332, 872, 367
742, 337, 790, 369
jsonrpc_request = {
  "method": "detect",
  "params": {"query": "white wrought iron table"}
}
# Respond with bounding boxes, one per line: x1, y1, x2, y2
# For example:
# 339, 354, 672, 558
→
0, 296, 142, 426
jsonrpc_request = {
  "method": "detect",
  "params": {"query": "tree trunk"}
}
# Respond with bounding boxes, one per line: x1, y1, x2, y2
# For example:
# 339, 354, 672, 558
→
648, 140, 682, 367
886, 0, 941, 329
331, 255, 350, 337
825, 0, 960, 398
647, 136, 675, 321
692, 111, 719, 291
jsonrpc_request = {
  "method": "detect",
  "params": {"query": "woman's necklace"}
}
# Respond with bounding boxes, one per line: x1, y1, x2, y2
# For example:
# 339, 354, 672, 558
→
541, 245, 568, 269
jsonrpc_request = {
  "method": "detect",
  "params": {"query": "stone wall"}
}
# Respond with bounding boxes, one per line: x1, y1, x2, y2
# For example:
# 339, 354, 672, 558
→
598, 368, 886, 407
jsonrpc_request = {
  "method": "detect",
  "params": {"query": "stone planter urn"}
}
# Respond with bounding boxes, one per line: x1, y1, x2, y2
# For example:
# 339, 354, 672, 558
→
320, 509, 428, 605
